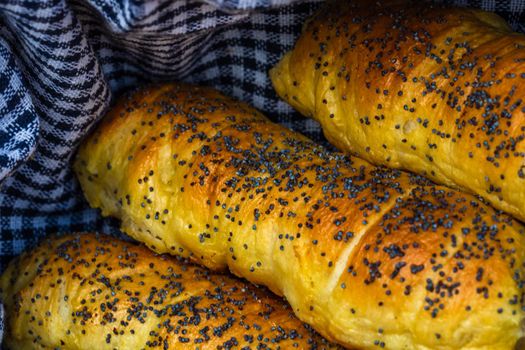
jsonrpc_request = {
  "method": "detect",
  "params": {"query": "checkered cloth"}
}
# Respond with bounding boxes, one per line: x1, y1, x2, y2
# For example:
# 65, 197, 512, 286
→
0, 0, 523, 341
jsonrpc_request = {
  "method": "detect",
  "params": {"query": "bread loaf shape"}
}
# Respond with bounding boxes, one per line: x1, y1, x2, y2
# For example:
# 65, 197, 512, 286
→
74, 83, 525, 349
0, 233, 338, 350
270, 0, 525, 222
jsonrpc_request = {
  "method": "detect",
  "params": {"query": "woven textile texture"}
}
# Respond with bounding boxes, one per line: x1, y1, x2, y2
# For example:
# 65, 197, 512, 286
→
0, 0, 524, 269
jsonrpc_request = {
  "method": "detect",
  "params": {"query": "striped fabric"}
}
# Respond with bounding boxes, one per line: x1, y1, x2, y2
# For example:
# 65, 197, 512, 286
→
0, 0, 523, 340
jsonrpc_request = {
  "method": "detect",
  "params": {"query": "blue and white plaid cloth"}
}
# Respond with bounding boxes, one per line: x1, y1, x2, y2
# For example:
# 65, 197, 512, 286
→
0, 0, 523, 343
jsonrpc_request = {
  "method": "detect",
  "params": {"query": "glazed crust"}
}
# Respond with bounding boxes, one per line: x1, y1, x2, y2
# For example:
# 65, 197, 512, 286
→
270, 0, 525, 222
74, 83, 525, 349
0, 233, 338, 350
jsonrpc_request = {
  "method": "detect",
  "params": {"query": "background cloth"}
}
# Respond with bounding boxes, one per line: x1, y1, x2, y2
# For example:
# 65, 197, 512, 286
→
0, 0, 524, 344
0, 0, 525, 278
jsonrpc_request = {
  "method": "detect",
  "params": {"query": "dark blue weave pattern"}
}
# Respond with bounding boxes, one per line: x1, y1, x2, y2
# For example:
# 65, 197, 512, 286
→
0, 41, 38, 182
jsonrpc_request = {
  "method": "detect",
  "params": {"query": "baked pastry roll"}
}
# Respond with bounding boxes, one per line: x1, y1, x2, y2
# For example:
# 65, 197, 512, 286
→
270, 0, 525, 222
0, 233, 337, 349
74, 83, 525, 349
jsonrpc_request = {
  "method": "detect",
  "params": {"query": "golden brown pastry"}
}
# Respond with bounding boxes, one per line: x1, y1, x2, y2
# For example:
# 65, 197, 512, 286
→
270, 0, 525, 222
74, 83, 525, 349
0, 233, 338, 350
